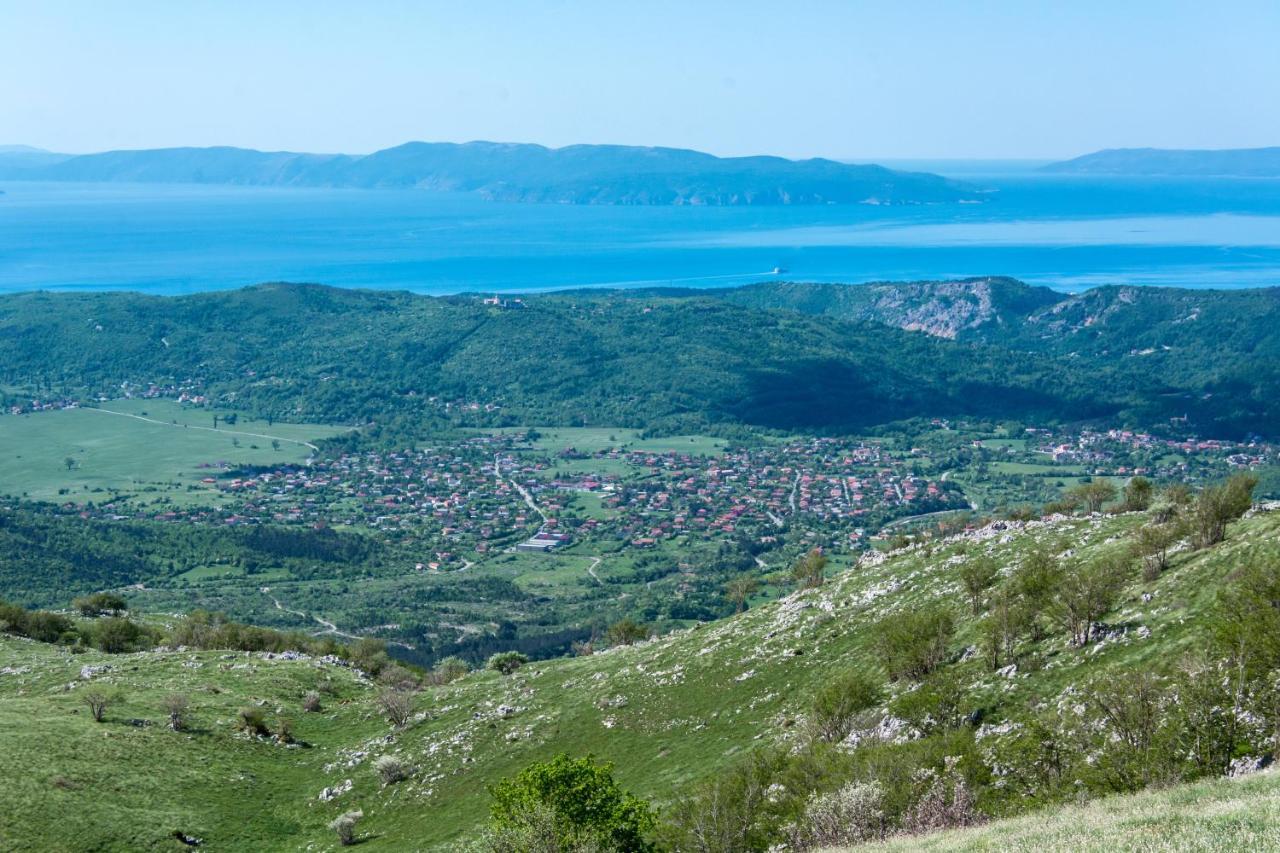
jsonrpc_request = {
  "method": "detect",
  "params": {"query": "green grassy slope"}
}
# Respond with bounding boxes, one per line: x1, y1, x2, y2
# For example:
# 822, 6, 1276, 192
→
835, 769, 1280, 852
0, 399, 344, 504
3, 509, 1278, 850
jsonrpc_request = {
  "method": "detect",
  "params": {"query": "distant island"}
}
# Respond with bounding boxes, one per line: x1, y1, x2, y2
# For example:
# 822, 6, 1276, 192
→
0, 140, 979, 205
1043, 146, 1280, 177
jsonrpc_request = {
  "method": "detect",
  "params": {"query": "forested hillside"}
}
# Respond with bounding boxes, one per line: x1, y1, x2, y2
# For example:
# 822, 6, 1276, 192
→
2, 280, 1277, 439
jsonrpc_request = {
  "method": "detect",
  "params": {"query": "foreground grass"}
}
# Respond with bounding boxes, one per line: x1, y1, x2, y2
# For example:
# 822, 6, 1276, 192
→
834, 769, 1280, 852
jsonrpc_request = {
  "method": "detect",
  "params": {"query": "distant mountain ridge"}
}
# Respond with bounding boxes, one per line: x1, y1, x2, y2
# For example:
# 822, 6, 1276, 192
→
0, 141, 978, 205
1043, 146, 1280, 176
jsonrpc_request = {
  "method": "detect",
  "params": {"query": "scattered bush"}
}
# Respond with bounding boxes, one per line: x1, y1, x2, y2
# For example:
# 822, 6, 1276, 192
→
0, 600, 74, 644
329, 810, 363, 846
1050, 558, 1125, 646
273, 717, 294, 744
889, 671, 970, 736
487, 651, 530, 676
902, 760, 981, 834
1192, 474, 1256, 549
168, 610, 337, 657
1132, 521, 1179, 580
783, 781, 887, 850
236, 706, 268, 736
606, 618, 649, 647
83, 690, 112, 723
92, 617, 148, 654
302, 691, 322, 713
488, 754, 656, 852
73, 591, 128, 617
375, 754, 411, 785
377, 662, 421, 690
957, 555, 998, 615
430, 655, 472, 685
724, 576, 760, 614
1066, 478, 1118, 514
349, 637, 391, 676
791, 548, 827, 589
162, 693, 190, 731
1121, 476, 1154, 512
377, 689, 415, 727
811, 671, 882, 743
874, 606, 955, 681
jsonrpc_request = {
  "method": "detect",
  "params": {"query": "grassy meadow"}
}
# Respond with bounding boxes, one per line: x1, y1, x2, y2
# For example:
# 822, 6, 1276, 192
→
0, 400, 346, 505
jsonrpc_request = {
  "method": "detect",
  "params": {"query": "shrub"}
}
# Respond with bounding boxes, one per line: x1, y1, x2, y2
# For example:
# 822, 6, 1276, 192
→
273, 717, 294, 744
0, 600, 74, 643
783, 781, 887, 850
377, 662, 420, 690
1010, 547, 1063, 642
1066, 478, 1117, 514
1080, 670, 1180, 792
724, 576, 759, 614
902, 760, 981, 834
606, 618, 649, 647
487, 651, 530, 676
1211, 559, 1280, 680
162, 693, 190, 731
874, 606, 956, 681
1132, 522, 1179, 580
1193, 474, 1257, 549
349, 636, 390, 676
431, 655, 471, 685
811, 671, 882, 743
236, 706, 268, 735
93, 617, 145, 654
1050, 558, 1125, 646
659, 747, 794, 852
83, 690, 112, 723
479, 801, 600, 852
791, 549, 827, 589
73, 591, 128, 617
889, 671, 969, 736
489, 754, 655, 852
958, 555, 999, 615
375, 754, 411, 785
1121, 476, 1155, 512
377, 689, 415, 727
302, 691, 322, 713
329, 810, 363, 846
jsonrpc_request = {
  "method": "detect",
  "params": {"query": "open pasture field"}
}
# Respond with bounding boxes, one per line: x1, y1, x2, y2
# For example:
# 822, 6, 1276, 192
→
486, 426, 727, 457
0, 399, 346, 505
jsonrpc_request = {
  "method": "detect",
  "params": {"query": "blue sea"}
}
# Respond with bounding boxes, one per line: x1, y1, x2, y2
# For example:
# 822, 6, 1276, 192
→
4, 164, 1280, 295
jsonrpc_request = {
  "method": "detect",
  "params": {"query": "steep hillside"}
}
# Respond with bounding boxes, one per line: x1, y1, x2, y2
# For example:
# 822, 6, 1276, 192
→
4, 506, 1278, 850
710, 279, 1280, 436
0, 141, 978, 205
717, 278, 1061, 340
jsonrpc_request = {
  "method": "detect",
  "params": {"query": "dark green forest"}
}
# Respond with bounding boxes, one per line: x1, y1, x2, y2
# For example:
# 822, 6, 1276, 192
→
2, 279, 1276, 441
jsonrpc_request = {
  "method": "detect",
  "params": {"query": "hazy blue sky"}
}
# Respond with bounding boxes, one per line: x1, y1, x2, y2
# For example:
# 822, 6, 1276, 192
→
2, 1, 1277, 160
